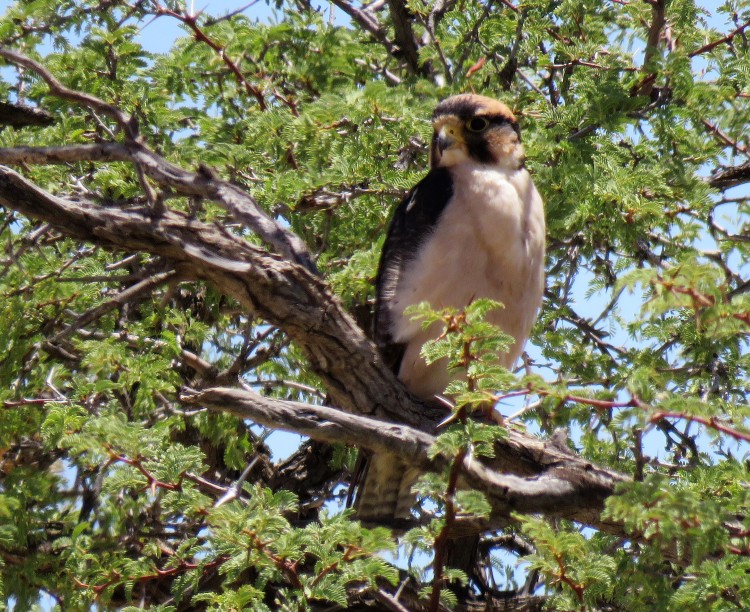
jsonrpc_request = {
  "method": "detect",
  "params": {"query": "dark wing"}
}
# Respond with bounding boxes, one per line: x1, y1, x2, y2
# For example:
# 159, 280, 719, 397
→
374, 166, 454, 373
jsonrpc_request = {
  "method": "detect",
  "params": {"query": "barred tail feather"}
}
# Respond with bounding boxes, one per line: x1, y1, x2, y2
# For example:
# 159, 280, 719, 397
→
355, 453, 420, 523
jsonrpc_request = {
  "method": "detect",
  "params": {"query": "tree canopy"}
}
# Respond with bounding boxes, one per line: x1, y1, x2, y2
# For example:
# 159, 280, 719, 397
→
0, 0, 748, 610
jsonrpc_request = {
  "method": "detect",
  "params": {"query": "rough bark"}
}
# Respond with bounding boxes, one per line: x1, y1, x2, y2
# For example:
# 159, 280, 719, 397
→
184, 387, 628, 535
0, 163, 631, 540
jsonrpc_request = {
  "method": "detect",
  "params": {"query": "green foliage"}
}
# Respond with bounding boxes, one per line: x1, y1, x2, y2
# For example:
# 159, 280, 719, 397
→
407, 299, 516, 407
520, 517, 620, 609
0, 0, 749, 608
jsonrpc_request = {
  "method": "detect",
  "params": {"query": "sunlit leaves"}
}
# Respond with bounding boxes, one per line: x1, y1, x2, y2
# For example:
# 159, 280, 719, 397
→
0, 0, 749, 608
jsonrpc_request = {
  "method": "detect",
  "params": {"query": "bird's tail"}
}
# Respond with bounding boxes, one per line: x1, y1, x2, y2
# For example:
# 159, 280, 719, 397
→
350, 452, 483, 592
352, 452, 421, 523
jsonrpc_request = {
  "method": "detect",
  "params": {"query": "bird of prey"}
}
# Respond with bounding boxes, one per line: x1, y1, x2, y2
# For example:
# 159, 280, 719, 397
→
355, 93, 546, 523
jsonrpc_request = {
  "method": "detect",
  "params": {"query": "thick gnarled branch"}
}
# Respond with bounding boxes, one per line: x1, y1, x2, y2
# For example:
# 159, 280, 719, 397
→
0, 163, 631, 537
0, 165, 432, 426
183, 386, 629, 535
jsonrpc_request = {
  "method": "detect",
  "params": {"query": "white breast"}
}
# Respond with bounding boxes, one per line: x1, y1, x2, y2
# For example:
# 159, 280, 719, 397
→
389, 163, 545, 399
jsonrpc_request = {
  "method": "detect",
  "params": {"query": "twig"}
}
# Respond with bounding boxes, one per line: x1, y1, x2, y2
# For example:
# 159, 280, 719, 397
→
655, 279, 750, 327
329, 0, 401, 59
651, 411, 750, 444
690, 18, 750, 57
701, 118, 749, 155
109, 452, 183, 493
0, 47, 139, 140
214, 456, 260, 507
385, 0, 422, 76
48, 269, 178, 344
3, 397, 65, 407
242, 528, 303, 589
205, 1, 261, 25
153, 4, 270, 112
428, 447, 467, 612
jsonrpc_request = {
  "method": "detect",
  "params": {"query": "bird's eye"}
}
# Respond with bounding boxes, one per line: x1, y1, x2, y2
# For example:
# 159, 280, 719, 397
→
466, 117, 490, 132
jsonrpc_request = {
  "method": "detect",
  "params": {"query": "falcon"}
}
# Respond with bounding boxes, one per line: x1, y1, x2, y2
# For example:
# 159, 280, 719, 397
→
355, 93, 546, 523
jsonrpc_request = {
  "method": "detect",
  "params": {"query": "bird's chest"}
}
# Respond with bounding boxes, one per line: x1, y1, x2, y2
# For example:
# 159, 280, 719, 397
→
391, 166, 543, 345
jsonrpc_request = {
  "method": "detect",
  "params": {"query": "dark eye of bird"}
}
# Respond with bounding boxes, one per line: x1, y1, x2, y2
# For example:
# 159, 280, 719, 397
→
466, 117, 489, 132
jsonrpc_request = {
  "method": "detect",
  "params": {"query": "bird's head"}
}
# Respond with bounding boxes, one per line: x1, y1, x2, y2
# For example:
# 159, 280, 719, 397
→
430, 94, 524, 170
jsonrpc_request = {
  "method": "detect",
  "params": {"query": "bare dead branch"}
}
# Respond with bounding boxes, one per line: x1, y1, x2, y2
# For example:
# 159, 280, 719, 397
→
0, 165, 424, 425
0, 47, 138, 139
0, 141, 317, 272
183, 386, 630, 536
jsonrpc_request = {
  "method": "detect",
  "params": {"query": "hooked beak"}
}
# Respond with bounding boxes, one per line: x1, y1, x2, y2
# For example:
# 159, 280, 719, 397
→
436, 124, 460, 154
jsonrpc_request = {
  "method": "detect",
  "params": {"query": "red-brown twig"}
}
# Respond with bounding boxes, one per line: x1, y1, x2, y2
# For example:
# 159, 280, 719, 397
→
701, 118, 749, 155
310, 545, 363, 587
553, 554, 585, 603
690, 19, 750, 57
72, 555, 229, 598
243, 529, 303, 589
153, 5, 268, 111
655, 279, 750, 328
512, 386, 641, 410
650, 411, 750, 444
428, 447, 468, 612
517, 383, 750, 446
108, 451, 182, 493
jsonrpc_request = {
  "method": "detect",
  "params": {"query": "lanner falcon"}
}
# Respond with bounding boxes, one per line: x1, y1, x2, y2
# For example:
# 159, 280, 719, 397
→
355, 94, 546, 522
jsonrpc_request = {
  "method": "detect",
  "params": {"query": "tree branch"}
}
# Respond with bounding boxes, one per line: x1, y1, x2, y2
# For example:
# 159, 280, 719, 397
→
633, 0, 666, 97
0, 163, 631, 537
386, 0, 422, 75
0, 102, 54, 128
329, 0, 403, 62
0, 46, 138, 139
708, 160, 750, 189
0, 142, 317, 272
183, 386, 630, 536
0, 165, 430, 426
48, 269, 179, 344
0, 47, 316, 272
690, 18, 750, 57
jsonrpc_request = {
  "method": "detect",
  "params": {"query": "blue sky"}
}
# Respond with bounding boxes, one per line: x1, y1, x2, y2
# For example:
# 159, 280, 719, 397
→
1, 1, 747, 607
0, 0, 745, 483
0, 0, 745, 496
